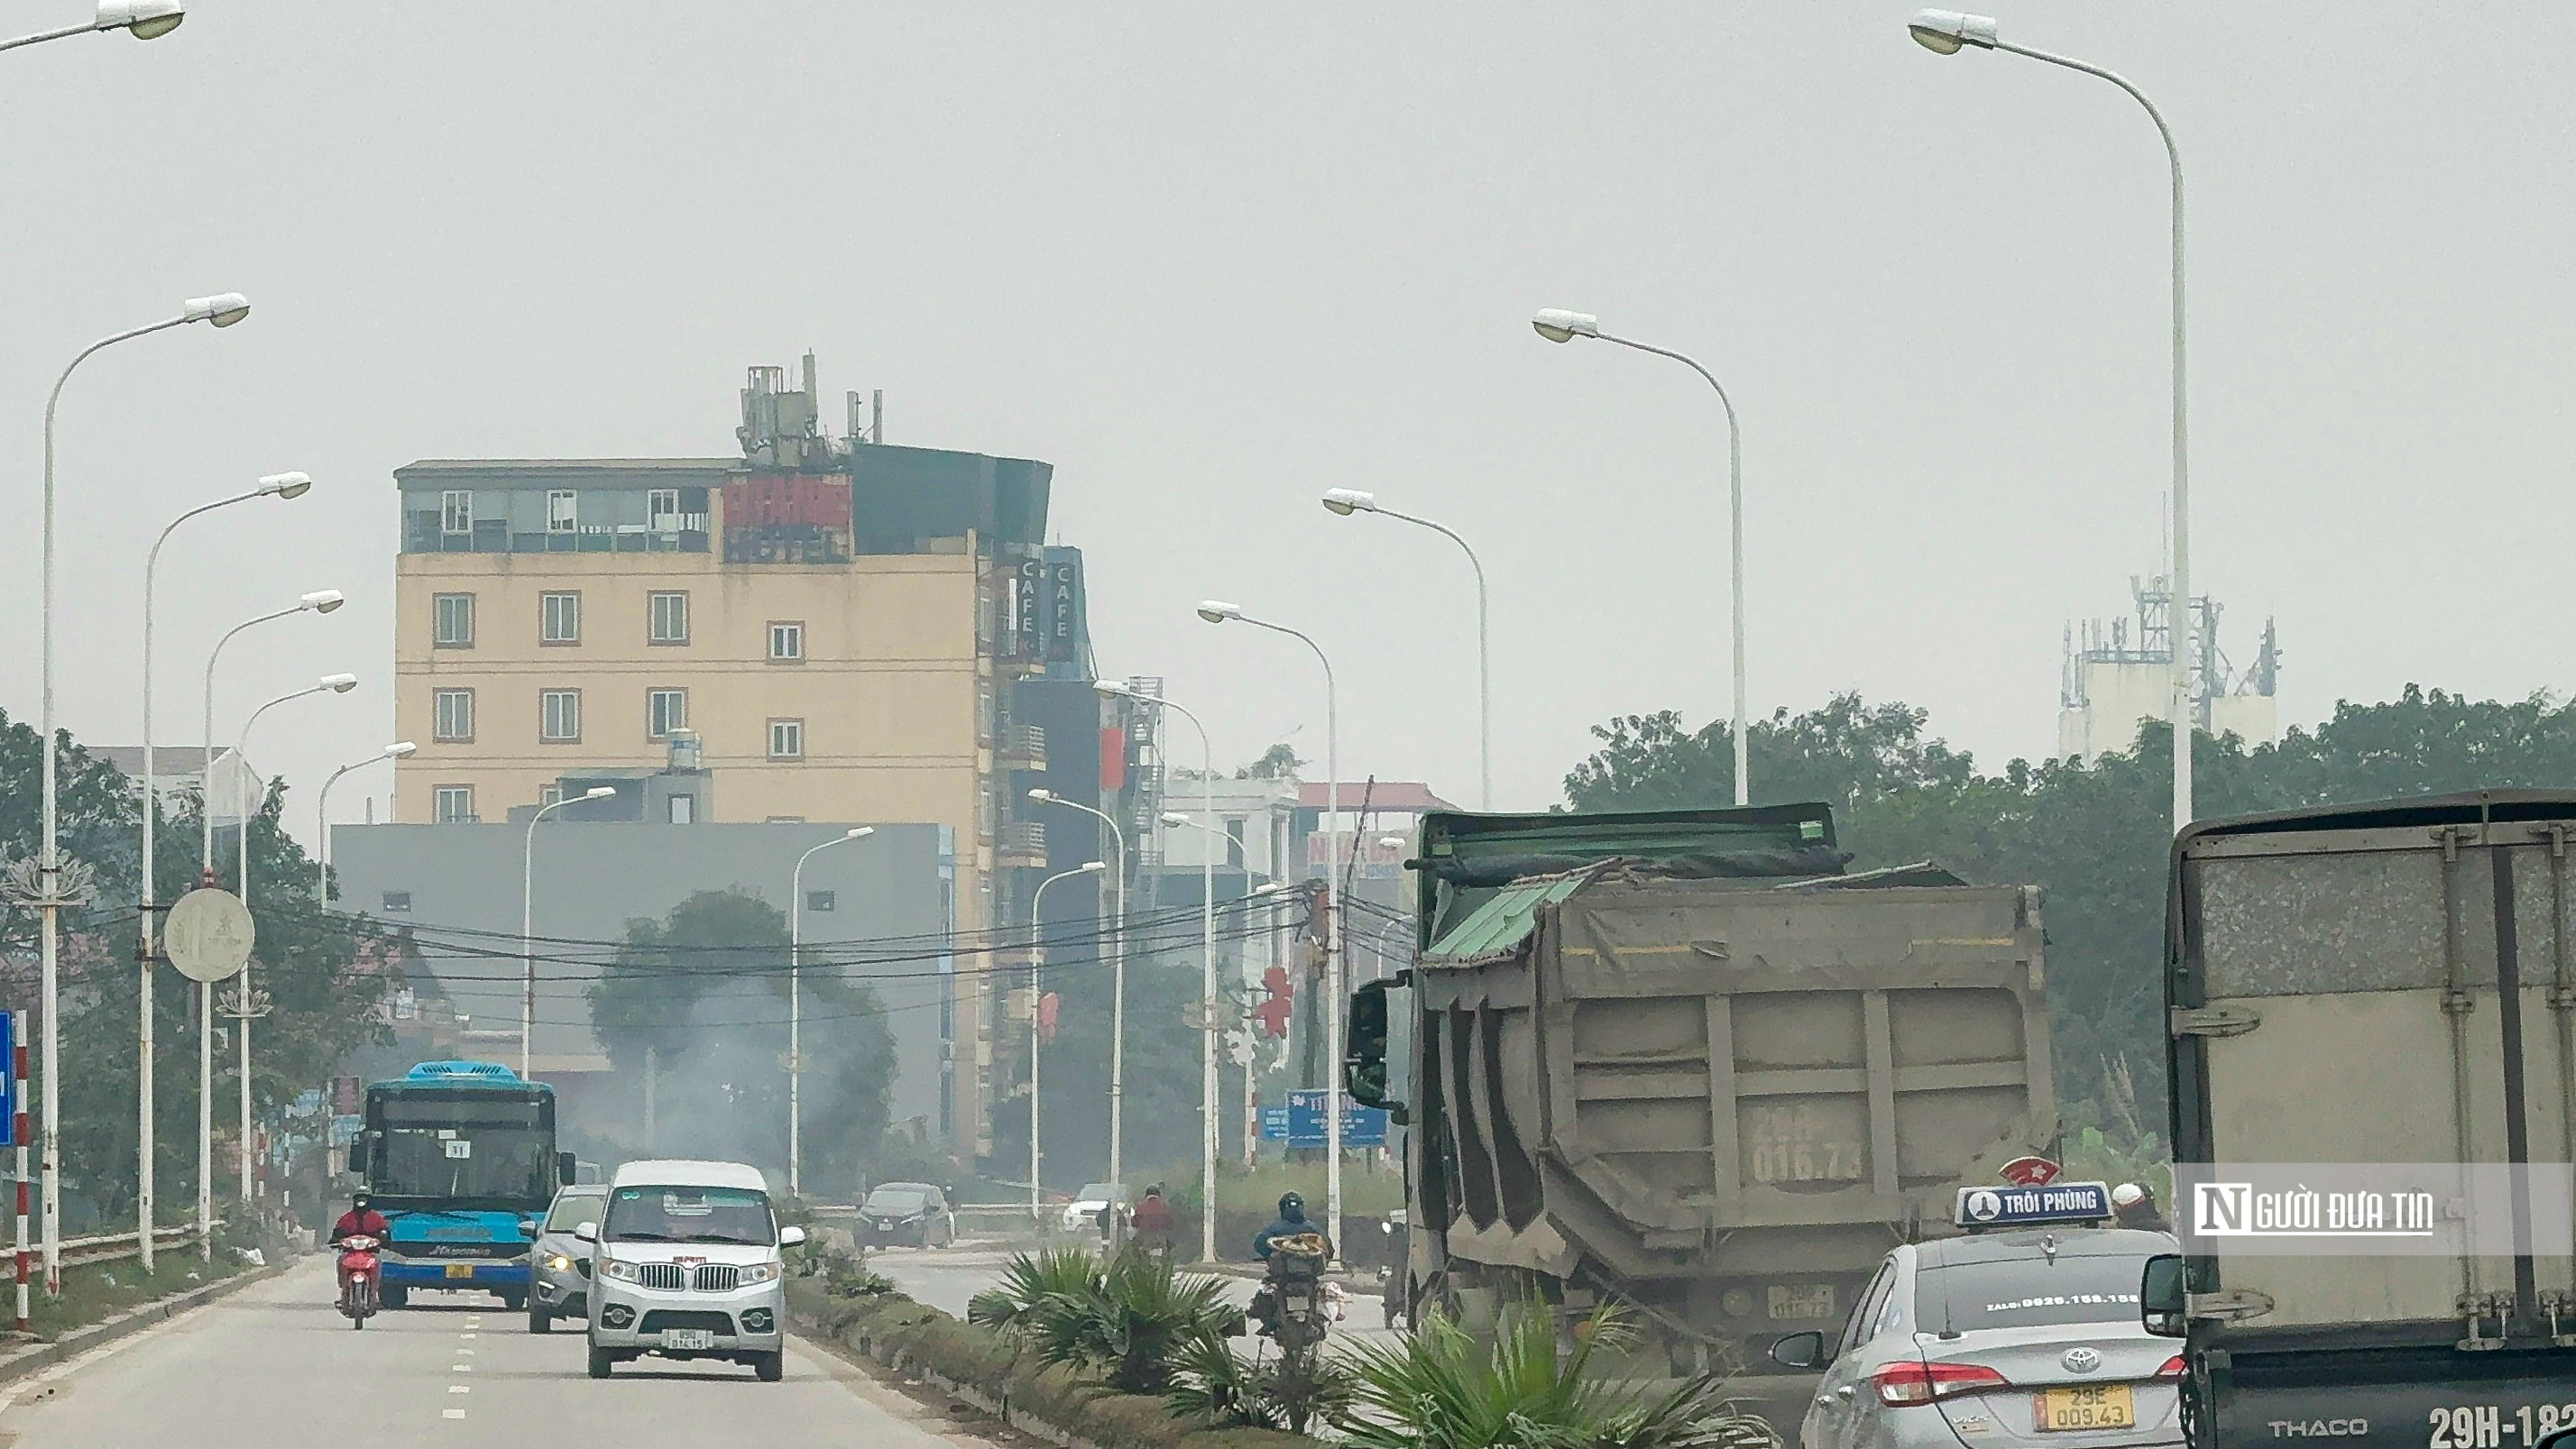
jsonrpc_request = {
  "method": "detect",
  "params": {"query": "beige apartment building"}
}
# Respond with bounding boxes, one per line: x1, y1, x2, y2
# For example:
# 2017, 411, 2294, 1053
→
389, 368, 1080, 1161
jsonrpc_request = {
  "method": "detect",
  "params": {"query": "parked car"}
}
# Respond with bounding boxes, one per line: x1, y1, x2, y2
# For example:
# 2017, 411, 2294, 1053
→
1771, 1184, 2182, 1449
582, 1160, 805, 1382
1058, 1181, 1127, 1237
529, 1182, 609, 1333
855, 1182, 955, 1248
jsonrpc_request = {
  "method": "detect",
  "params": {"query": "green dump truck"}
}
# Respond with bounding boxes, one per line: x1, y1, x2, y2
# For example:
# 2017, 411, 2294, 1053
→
1345, 803, 2058, 1417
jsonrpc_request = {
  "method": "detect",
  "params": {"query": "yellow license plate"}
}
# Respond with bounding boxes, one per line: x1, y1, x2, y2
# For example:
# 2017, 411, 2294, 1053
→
444, 1263, 475, 1279
2036, 1385, 2134, 1432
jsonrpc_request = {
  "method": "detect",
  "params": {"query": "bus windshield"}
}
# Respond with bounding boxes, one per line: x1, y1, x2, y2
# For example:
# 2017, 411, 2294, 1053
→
367, 1091, 556, 1208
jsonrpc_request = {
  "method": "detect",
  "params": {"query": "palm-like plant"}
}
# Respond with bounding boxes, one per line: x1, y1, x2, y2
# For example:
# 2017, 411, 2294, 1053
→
1333, 1300, 1780, 1449
967, 1246, 1240, 1394
1166, 1329, 1356, 1434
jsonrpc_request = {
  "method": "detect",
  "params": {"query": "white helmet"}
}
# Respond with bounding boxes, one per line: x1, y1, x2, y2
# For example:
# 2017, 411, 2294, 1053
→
2111, 1182, 2150, 1209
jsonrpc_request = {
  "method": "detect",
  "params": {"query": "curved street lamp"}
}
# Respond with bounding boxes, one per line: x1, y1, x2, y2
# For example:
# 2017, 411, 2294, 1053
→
1026, 788, 1128, 1207
33, 290, 250, 1289
133, 472, 310, 1274
1320, 489, 1490, 809
1, 2, 185, 55
788, 826, 874, 1197
1026, 860, 1107, 1229
521, 787, 618, 1078
1532, 308, 1750, 807
1193, 601, 1348, 1257
1907, 7, 2194, 834
317, 740, 415, 899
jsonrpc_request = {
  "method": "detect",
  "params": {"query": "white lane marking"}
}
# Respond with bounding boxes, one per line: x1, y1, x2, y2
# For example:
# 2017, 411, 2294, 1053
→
452, 1364, 472, 1372
461, 1317, 482, 1327
449, 1385, 471, 1394
457, 1347, 474, 1355
443, 1408, 466, 1420
458, 1332, 475, 1339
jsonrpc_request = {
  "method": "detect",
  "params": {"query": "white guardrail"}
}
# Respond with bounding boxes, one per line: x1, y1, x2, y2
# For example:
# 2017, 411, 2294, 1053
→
51, 1221, 213, 1267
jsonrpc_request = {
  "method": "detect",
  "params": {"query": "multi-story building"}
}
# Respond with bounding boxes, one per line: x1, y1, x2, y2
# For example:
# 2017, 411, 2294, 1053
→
389, 361, 1088, 1161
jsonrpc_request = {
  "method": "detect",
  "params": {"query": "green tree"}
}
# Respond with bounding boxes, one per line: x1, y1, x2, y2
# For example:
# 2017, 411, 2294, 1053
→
586, 890, 896, 1195
1565, 693, 1976, 814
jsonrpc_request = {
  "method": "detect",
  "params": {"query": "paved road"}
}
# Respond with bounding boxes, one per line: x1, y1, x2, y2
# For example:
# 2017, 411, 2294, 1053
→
0, 1258, 972, 1449
869, 1244, 1404, 1354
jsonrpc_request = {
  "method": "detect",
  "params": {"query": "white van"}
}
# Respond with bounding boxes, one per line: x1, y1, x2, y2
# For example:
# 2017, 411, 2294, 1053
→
575, 1160, 805, 1381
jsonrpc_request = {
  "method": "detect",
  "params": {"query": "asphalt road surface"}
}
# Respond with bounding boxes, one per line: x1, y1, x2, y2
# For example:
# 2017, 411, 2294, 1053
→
0, 1258, 973, 1449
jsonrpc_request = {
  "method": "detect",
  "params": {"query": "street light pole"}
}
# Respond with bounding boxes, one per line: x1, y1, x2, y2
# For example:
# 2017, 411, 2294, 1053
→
196, 587, 338, 1258
37, 290, 250, 1290
1195, 601, 1344, 1258
1114, 685, 1219, 1260
1026, 789, 1127, 1202
316, 741, 415, 901
1026, 861, 1106, 1230
0, 2, 186, 56
232, 673, 357, 1212
522, 788, 617, 1079
1908, 7, 2192, 833
788, 827, 872, 1198
136, 472, 309, 1274
1320, 490, 1490, 811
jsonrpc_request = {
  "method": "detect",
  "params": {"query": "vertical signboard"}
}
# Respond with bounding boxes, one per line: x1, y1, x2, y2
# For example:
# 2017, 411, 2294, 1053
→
0, 1013, 14, 1148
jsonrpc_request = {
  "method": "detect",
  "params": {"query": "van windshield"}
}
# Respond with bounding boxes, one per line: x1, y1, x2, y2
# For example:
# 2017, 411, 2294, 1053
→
603, 1185, 775, 1245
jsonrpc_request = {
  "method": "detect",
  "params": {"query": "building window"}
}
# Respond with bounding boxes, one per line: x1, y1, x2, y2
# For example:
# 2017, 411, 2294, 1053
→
441, 491, 472, 536
649, 591, 690, 645
432, 689, 475, 742
667, 793, 695, 825
768, 620, 804, 662
1225, 816, 1247, 868
806, 890, 836, 913
381, 890, 413, 913
649, 488, 681, 532
648, 688, 687, 739
541, 689, 583, 742
768, 718, 804, 760
432, 592, 475, 648
540, 592, 581, 645
547, 490, 578, 533
538, 784, 563, 808
433, 786, 474, 823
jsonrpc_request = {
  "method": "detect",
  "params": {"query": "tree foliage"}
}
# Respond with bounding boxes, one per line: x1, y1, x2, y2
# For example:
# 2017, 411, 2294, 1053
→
1560, 685, 2576, 1134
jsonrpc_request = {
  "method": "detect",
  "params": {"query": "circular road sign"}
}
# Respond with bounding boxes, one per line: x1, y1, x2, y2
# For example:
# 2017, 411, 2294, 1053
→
164, 888, 255, 983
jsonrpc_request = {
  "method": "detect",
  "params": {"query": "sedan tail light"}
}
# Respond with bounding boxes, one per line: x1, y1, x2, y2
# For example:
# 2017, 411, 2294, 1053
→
1872, 1361, 2010, 1407
2156, 1356, 2186, 1380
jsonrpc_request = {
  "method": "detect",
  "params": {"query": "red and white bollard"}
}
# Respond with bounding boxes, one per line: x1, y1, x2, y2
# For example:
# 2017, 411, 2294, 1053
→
14, 1035, 30, 1332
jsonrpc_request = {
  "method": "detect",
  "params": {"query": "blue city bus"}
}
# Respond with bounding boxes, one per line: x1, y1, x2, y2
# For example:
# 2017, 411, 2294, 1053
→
346, 1061, 574, 1309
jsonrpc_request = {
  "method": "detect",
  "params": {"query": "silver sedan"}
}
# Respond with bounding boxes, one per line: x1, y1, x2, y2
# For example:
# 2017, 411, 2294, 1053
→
1771, 1227, 2183, 1449
529, 1183, 609, 1333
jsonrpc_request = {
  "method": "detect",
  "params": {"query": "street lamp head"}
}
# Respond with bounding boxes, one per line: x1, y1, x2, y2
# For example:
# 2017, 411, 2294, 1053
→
383, 741, 418, 759
844, 826, 874, 839
1077, 860, 1108, 874
1532, 308, 1601, 344
257, 472, 312, 500
1907, 8, 1998, 53
180, 292, 250, 327
96, 1, 183, 39
1159, 811, 1191, 827
1093, 679, 1133, 699
299, 589, 345, 614
1196, 600, 1243, 625
582, 786, 617, 801
1027, 787, 1055, 802
319, 673, 359, 693
1320, 488, 1379, 517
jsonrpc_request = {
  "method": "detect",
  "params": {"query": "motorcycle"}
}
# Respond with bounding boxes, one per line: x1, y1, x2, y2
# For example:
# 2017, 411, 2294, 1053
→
338, 1233, 382, 1330
1249, 1231, 1334, 1358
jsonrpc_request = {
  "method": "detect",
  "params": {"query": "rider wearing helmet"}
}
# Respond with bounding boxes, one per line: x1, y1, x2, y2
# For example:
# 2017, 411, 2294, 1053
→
2111, 1181, 2171, 1233
1254, 1191, 1316, 1260
330, 1191, 391, 1308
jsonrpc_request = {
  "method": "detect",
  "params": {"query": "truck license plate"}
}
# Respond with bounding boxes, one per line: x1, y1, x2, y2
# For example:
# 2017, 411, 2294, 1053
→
1766, 1284, 1835, 1320
443, 1264, 475, 1279
662, 1329, 715, 1351
2036, 1385, 2135, 1431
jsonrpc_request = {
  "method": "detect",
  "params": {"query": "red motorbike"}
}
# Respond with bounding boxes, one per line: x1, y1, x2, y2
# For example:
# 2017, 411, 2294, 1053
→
338, 1234, 382, 1330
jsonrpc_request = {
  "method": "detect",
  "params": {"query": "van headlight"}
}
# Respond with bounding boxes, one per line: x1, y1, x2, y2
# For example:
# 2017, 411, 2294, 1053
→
546, 1254, 574, 1272
737, 1261, 782, 1286
598, 1259, 642, 1284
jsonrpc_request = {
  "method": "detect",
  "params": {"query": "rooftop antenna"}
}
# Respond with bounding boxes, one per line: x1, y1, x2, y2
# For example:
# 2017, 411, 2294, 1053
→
872, 387, 884, 444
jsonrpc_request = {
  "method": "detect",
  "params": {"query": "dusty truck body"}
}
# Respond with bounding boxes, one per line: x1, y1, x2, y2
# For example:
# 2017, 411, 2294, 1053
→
2157, 793, 2576, 1449
1346, 803, 2056, 1416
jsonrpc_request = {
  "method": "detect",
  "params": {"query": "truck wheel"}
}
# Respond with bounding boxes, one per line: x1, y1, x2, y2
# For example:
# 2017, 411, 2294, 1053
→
529, 1300, 552, 1334
753, 1352, 784, 1382
588, 1346, 615, 1380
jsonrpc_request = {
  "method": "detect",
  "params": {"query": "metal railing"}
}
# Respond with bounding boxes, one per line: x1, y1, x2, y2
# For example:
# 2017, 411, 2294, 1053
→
51, 1221, 214, 1268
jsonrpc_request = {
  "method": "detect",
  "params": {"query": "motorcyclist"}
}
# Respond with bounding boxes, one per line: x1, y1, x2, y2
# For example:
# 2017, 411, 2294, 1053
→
1248, 1193, 1334, 1341
330, 1192, 391, 1309
2111, 1181, 2172, 1233
1253, 1191, 1328, 1261
1130, 1185, 1175, 1261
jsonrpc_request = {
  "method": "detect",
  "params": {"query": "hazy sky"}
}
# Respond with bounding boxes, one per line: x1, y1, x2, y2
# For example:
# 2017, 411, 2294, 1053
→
3, 3, 2571, 835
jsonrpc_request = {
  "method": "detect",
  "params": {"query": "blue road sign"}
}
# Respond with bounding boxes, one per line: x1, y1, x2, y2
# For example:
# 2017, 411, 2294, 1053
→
1955, 1180, 2112, 1229
1257, 1089, 1389, 1148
